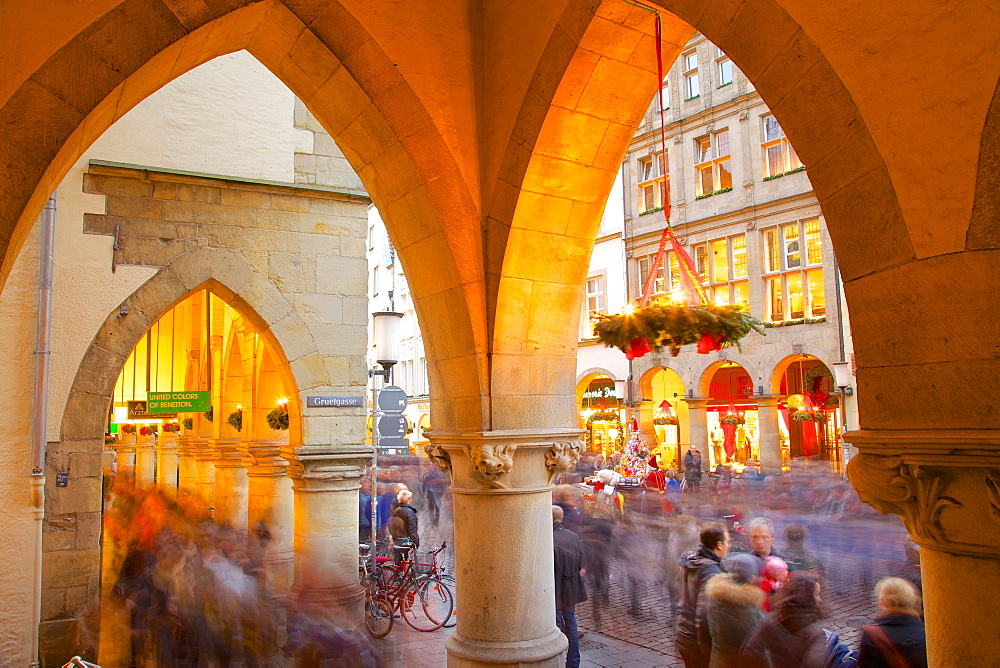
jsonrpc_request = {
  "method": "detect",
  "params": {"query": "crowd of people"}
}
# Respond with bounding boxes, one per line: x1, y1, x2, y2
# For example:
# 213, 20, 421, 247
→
100, 479, 377, 666
550, 459, 928, 668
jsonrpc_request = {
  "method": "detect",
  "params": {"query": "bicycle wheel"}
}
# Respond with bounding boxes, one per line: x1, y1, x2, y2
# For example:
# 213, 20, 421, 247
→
438, 574, 457, 628
364, 594, 393, 639
399, 577, 454, 632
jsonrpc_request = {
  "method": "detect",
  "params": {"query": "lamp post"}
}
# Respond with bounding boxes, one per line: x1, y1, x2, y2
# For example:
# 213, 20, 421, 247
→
369, 311, 402, 555
832, 361, 853, 473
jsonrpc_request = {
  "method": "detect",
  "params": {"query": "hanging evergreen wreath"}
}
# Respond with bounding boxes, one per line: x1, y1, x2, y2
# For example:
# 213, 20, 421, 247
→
227, 409, 243, 432
266, 407, 290, 430
584, 412, 625, 451
593, 302, 765, 358
182, 418, 193, 431
721, 414, 745, 425
204, 407, 214, 422
653, 416, 678, 426
162, 422, 181, 433
119, 423, 136, 435
791, 410, 826, 422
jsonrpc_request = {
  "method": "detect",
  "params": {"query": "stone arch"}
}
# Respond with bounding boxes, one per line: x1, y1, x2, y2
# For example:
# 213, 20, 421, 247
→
637, 365, 686, 400
969, 76, 1000, 250
60, 247, 311, 446
764, 347, 840, 395
575, 367, 620, 406
695, 355, 760, 397
1, 0, 485, 428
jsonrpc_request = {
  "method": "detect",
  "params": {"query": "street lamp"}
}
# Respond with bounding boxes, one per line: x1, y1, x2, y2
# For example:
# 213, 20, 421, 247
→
368, 310, 402, 556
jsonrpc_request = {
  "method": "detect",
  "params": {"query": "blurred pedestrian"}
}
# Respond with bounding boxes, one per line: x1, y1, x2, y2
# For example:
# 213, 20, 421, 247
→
783, 524, 825, 578
858, 577, 927, 667
705, 552, 764, 668
553, 505, 587, 668
392, 489, 420, 549
684, 447, 703, 492
675, 521, 728, 667
358, 478, 374, 545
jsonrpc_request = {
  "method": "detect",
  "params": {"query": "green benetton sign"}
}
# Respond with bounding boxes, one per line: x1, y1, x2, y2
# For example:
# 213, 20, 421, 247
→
146, 391, 211, 413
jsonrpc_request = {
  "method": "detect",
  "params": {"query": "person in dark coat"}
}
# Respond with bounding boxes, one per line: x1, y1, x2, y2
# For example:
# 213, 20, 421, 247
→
705, 552, 764, 668
683, 447, 703, 491
553, 505, 587, 668
359, 478, 374, 545
675, 522, 729, 667
858, 577, 927, 667
739, 571, 828, 668
392, 489, 420, 549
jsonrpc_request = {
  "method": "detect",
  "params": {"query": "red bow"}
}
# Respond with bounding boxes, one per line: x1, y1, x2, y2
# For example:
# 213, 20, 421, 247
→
625, 337, 652, 360
696, 332, 725, 354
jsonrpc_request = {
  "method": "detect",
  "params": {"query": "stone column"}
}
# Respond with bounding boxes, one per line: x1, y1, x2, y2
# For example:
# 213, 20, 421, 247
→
426, 429, 584, 667
134, 434, 156, 488
247, 441, 295, 593
192, 438, 217, 511
683, 398, 710, 467
156, 431, 179, 497
212, 439, 248, 530
847, 430, 1000, 665
756, 395, 782, 474
285, 446, 370, 613
176, 434, 197, 497
115, 436, 136, 480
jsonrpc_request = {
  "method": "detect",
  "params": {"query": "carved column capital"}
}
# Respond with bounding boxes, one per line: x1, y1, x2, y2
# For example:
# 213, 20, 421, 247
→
284, 445, 370, 492
426, 428, 584, 493
245, 440, 290, 477
847, 429, 1000, 559
210, 438, 244, 469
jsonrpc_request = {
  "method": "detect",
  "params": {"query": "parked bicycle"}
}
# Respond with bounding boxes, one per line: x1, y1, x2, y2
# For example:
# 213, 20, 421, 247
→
359, 541, 454, 638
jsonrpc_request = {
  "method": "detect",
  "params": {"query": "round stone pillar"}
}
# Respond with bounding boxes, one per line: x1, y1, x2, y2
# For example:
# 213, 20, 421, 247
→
426, 429, 584, 667
285, 446, 370, 613
247, 440, 294, 593
683, 398, 710, 467
156, 432, 179, 497
212, 439, 248, 530
176, 434, 197, 497
134, 434, 156, 488
847, 430, 1000, 665
755, 395, 782, 474
192, 438, 217, 511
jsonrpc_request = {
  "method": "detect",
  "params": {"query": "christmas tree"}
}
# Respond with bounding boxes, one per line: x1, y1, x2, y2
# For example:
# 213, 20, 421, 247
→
618, 431, 650, 477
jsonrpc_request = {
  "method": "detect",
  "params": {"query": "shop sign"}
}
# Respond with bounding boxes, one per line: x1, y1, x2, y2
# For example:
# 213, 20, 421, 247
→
582, 386, 617, 400
128, 401, 176, 420
146, 391, 210, 413
307, 396, 364, 408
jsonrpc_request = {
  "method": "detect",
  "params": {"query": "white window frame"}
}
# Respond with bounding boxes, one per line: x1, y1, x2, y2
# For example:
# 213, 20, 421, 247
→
659, 77, 670, 111
694, 129, 733, 197
637, 152, 669, 214
761, 115, 803, 178
716, 51, 734, 87
584, 273, 607, 338
683, 51, 700, 100
761, 219, 826, 322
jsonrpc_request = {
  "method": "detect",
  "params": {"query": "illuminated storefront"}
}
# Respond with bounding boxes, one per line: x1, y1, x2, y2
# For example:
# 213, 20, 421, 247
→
578, 376, 624, 457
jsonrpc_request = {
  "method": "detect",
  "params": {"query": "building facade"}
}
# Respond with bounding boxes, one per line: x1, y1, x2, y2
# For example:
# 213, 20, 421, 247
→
576, 33, 858, 474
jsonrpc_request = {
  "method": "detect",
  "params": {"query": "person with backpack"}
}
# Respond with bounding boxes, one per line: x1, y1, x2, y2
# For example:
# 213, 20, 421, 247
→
858, 577, 927, 667
675, 522, 729, 667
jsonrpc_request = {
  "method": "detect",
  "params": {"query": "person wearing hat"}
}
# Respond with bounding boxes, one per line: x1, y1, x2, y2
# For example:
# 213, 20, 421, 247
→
705, 552, 765, 668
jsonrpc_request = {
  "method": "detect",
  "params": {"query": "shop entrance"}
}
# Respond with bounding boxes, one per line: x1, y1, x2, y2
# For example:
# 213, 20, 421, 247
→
705, 363, 758, 469
777, 355, 842, 470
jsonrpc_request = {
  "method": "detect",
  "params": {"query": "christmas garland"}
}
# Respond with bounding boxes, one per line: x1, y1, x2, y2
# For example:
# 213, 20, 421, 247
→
593, 302, 765, 358
182, 418, 193, 430
583, 413, 625, 450
204, 407, 214, 422
588, 411, 620, 423
721, 414, 745, 425
119, 423, 136, 435
162, 422, 180, 433
266, 407, 290, 430
227, 409, 243, 432
653, 416, 678, 426
791, 410, 826, 422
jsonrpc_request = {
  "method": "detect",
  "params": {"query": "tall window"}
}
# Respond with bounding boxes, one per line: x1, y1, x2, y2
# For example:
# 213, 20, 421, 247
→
692, 235, 749, 306
716, 47, 733, 86
762, 115, 802, 177
695, 129, 733, 197
637, 152, 669, 214
585, 274, 606, 337
762, 219, 825, 322
660, 77, 670, 111
636, 252, 686, 299
683, 51, 699, 99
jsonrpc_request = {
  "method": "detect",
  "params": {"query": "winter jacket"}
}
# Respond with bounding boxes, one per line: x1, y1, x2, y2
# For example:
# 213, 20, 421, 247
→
858, 613, 927, 668
739, 607, 828, 668
705, 573, 765, 668
675, 545, 724, 655
392, 503, 419, 548
553, 523, 588, 610
684, 451, 703, 481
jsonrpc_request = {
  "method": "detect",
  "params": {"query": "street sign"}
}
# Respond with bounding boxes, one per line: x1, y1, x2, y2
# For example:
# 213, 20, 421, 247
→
379, 446, 409, 456
377, 415, 408, 438
378, 437, 410, 449
146, 391, 211, 413
377, 386, 408, 412
307, 396, 364, 408
128, 400, 176, 420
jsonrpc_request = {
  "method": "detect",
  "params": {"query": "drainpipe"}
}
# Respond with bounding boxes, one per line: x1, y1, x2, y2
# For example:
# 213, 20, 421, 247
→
29, 194, 56, 667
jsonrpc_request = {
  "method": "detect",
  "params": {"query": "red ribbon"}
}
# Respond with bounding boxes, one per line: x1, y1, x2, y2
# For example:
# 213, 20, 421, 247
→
721, 422, 737, 459
696, 332, 724, 354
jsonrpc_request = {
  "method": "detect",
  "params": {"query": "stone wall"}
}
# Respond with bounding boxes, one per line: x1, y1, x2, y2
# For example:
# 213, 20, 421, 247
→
36, 162, 369, 663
